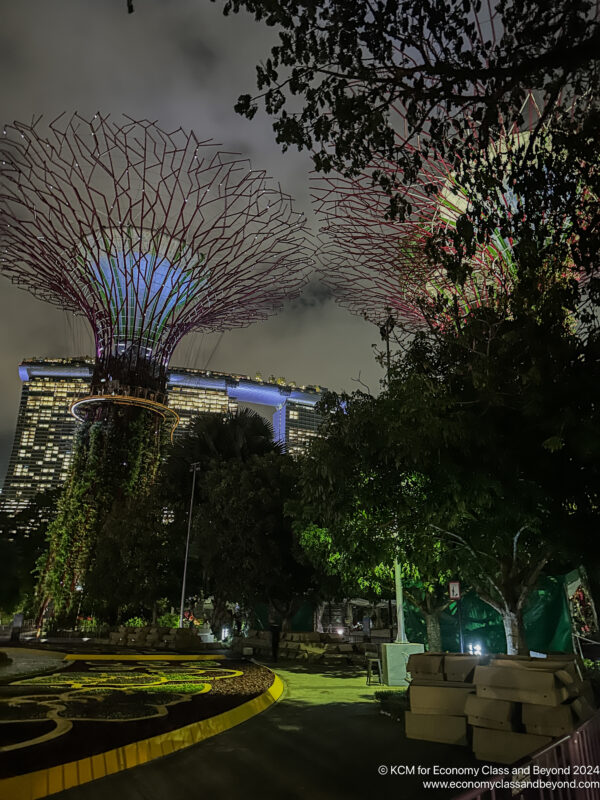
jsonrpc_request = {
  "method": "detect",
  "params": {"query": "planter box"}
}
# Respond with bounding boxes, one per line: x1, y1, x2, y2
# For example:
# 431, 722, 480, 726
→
405, 711, 467, 746
474, 665, 571, 706
407, 652, 444, 674
465, 693, 517, 731
522, 702, 576, 737
473, 727, 552, 765
444, 654, 481, 683
410, 683, 474, 716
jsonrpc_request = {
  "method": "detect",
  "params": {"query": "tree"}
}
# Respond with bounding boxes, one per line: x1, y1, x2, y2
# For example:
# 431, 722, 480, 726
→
163, 408, 281, 517
402, 557, 455, 653
380, 292, 600, 653
307, 64, 600, 652
293, 390, 458, 650
161, 408, 285, 625
216, 0, 599, 216
296, 264, 599, 656
192, 452, 320, 631
300, 520, 454, 650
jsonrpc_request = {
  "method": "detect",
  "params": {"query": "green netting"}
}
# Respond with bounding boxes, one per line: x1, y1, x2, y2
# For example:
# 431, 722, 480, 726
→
252, 601, 314, 632
403, 603, 427, 644
251, 574, 573, 650
433, 575, 572, 654
286, 602, 315, 632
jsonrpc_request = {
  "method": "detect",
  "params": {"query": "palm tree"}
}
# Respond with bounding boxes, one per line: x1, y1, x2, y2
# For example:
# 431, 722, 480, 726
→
164, 409, 281, 492
161, 408, 283, 633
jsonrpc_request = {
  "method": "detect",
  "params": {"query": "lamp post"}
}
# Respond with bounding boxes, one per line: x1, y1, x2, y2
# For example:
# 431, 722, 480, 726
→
179, 461, 201, 629
380, 315, 408, 644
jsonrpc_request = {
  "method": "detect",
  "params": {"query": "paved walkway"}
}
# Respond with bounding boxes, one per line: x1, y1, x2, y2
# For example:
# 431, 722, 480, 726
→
50, 660, 482, 800
0, 646, 66, 681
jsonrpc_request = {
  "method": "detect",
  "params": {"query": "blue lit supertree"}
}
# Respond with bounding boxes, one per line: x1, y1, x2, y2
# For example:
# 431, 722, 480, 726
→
0, 113, 312, 615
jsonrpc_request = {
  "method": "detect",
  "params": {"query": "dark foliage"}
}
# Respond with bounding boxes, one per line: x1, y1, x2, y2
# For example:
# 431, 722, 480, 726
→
217, 0, 599, 218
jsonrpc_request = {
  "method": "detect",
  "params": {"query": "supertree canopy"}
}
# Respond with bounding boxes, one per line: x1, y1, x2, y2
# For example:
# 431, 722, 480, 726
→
0, 113, 312, 618
313, 142, 521, 330
313, 94, 585, 331
0, 113, 311, 418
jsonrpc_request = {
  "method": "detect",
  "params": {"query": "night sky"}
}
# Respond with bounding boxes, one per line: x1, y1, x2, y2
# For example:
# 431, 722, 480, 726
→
0, 0, 382, 481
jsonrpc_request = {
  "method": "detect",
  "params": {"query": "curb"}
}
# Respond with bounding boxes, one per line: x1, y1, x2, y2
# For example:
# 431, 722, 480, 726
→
63, 654, 224, 662
0, 672, 284, 800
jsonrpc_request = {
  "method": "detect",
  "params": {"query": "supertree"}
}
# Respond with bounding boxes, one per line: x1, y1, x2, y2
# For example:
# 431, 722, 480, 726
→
0, 113, 312, 616
313, 92, 591, 334
314, 125, 532, 332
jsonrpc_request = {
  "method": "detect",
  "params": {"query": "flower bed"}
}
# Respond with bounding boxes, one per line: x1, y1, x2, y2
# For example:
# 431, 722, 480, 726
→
0, 656, 274, 779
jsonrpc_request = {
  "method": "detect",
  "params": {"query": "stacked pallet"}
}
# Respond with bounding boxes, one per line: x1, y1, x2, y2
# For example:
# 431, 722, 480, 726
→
470, 655, 596, 763
404, 652, 597, 764
405, 652, 481, 746
237, 631, 361, 662
107, 625, 216, 650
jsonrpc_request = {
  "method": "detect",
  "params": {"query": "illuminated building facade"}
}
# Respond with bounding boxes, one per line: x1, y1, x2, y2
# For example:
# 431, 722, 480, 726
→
2, 359, 92, 514
274, 400, 323, 458
1, 358, 324, 512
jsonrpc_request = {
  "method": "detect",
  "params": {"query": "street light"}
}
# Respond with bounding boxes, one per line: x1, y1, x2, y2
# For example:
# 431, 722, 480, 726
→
179, 461, 201, 629
380, 314, 408, 644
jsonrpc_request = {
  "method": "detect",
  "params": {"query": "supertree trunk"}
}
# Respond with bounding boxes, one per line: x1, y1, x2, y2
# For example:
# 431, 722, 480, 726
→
36, 405, 164, 622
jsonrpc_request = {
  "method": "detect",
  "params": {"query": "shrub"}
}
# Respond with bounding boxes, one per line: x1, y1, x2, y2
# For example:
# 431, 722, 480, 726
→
374, 688, 409, 722
157, 612, 179, 628
123, 616, 147, 629
77, 616, 95, 632
583, 659, 600, 705
76, 616, 109, 636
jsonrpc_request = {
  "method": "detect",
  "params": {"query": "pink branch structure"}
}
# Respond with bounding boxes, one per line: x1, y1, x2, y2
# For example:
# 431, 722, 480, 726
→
0, 114, 313, 404
313, 94, 584, 330
314, 162, 503, 329
313, 150, 514, 328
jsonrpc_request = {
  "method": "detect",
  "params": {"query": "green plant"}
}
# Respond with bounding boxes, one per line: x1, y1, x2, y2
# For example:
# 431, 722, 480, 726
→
77, 616, 98, 633
36, 405, 165, 621
76, 617, 110, 638
583, 660, 600, 705
123, 616, 147, 629
157, 612, 179, 628
373, 688, 409, 722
